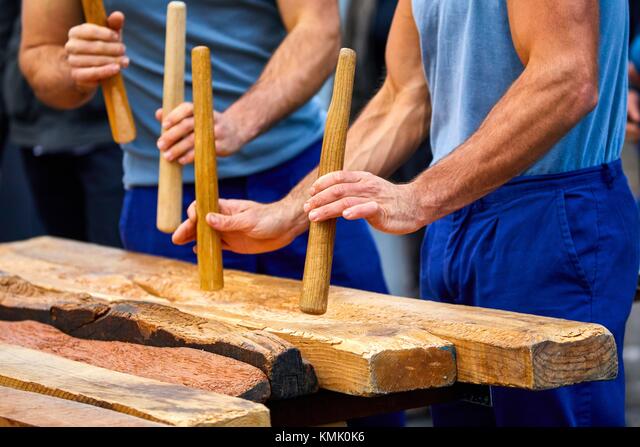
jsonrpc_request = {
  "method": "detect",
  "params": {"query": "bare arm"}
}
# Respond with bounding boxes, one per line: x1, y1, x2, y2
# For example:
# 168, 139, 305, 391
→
306, 0, 599, 234
20, 0, 127, 110
227, 0, 341, 149
158, 0, 341, 162
20, 0, 86, 108
291, 0, 430, 204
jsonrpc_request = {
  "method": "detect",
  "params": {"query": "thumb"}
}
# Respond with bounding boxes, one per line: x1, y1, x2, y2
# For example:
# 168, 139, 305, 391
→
107, 11, 125, 33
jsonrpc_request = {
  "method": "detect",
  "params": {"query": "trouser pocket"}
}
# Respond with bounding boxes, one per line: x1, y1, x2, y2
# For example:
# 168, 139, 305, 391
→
555, 189, 599, 296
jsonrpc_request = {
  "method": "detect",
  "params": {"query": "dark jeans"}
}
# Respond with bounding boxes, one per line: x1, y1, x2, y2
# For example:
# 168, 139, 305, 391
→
21, 142, 124, 247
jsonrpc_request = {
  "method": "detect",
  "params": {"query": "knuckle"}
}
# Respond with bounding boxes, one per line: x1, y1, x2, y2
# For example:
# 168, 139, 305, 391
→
342, 197, 354, 208
64, 40, 76, 54
333, 184, 345, 198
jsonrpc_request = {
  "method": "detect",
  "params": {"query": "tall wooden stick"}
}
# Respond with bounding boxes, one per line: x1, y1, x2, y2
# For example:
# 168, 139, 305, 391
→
156, 1, 186, 233
80, 0, 136, 144
300, 48, 356, 315
192, 46, 224, 291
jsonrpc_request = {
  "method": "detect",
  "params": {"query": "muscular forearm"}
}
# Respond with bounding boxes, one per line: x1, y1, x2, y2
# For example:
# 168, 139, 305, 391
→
344, 79, 430, 176
20, 45, 95, 109
413, 60, 598, 225
224, 21, 340, 145
20, 0, 98, 110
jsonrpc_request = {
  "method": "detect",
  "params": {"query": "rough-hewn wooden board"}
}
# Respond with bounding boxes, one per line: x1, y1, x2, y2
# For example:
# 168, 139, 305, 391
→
0, 245, 457, 396
0, 343, 270, 426
0, 273, 316, 400
0, 320, 270, 402
0, 237, 617, 391
0, 386, 166, 427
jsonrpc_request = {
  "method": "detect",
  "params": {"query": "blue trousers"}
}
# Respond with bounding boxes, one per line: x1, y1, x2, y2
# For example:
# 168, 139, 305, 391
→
120, 140, 404, 426
421, 160, 639, 426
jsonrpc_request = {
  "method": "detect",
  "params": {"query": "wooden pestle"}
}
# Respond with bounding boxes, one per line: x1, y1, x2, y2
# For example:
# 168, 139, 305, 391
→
192, 46, 224, 291
299, 48, 356, 315
80, 0, 136, 144
156, 1, 186, 233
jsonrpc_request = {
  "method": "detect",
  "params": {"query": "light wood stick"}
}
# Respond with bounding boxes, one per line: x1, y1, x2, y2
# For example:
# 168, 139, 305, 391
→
300, 48, 356, 315
192, 47, 224, 291
80, 0, 136, 144
156, 2, 187, 233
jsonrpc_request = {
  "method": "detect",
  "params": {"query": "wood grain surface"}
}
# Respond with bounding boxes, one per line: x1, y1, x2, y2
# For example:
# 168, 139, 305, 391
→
0, 320, 270, 402
0, 343, 270, 426
0, 386, 166, 427
0, 273, 317, 400
0, 237, 618, 392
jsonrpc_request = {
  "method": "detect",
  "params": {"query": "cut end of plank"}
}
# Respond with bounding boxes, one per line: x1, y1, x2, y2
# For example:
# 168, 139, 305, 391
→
529, 328, 618, 390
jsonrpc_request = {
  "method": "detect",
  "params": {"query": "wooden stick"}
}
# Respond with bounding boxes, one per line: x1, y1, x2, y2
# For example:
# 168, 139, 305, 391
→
80, 0, 136, 144
300, 48, 356, 315
192, 47, 223, 291
156, 2, 186, 233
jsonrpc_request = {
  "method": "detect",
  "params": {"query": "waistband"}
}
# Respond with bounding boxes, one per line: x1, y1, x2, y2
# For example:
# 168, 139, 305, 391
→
476, 159, 623, 206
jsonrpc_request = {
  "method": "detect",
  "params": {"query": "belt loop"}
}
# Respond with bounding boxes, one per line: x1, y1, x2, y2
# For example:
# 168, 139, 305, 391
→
601, 163, 615, 189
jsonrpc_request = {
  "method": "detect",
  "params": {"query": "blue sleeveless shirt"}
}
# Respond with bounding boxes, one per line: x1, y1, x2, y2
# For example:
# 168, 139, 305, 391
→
411, 0, 629, 175
103, 0, 325, 188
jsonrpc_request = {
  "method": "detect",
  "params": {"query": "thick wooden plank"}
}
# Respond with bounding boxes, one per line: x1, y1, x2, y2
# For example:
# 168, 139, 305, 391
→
0, 273, 317, 400
0, 387, 166, 427
0, 237, 617, 391
0, 320, 270, 402
0, 343, 270, 426
0, 243, 456, 396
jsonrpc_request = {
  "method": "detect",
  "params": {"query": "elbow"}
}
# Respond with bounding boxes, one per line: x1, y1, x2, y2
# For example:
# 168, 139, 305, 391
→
572, 75, 598, 118
560, 61, 599, 121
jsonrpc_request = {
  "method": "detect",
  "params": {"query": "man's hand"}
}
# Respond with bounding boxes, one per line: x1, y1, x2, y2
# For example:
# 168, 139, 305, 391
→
304, 171, 426, 234
156, 103, 247, 164
627, 89, 640, 143
172, 197, 309, 254
65, 11, 129, 93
